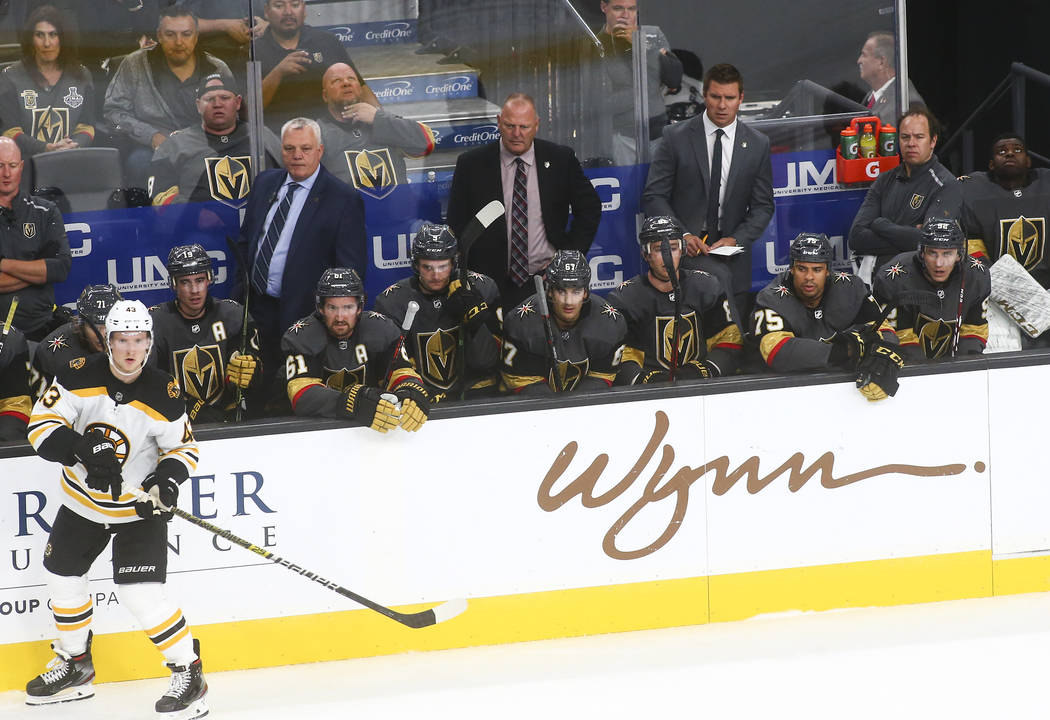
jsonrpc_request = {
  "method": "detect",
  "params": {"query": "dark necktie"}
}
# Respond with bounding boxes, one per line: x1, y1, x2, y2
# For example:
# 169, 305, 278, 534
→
251, 182, 300, 296
509, 158, 529, 287
706, 128, 724, 243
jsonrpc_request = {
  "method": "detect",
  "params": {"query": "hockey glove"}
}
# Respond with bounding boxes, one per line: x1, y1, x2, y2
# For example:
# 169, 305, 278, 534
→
447, 281, 495, 334
640, 369, 670, 384
855, 341, 904, 402
226, 351, 258, 389
675, 360, 718, 380
135, 472, 179, 521
74, 429, 123, 501
393, 380, 430, 432
340, 384, 400, 433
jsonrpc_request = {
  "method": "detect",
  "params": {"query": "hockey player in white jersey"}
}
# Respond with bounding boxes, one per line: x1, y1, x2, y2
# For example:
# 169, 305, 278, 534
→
25, 300, 207, 718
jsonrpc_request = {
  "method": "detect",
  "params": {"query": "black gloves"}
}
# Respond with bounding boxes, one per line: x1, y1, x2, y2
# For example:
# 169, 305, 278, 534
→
74, 429, 122, 501
855, 342, 905, 401
676, 360, 719, 379
447, 277, 496, 334
339, 384, 400, 432
134, 472, 179, 521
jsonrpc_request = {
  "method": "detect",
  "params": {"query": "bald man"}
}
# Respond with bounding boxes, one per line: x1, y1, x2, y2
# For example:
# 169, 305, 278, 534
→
0, 137, 71, 341
447, 92, 602, 309
316, 62, 435, 194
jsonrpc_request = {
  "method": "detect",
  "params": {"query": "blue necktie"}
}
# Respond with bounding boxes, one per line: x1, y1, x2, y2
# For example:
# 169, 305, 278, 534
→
251, 182, 300, 295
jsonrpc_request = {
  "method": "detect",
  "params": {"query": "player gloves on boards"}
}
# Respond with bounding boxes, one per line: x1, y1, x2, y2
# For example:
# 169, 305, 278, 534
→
392, 380, 430, 432
340, 384, 401, 432
225, 351, 258, 389
855, 341, 904, 402
74, 429, 122, 501
640, 359, 718, 384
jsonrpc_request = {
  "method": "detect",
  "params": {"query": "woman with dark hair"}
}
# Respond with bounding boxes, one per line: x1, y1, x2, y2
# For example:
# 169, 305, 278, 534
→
0, 5, 96, 157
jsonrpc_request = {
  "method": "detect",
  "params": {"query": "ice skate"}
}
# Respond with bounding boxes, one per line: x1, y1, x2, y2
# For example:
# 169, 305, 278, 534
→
25, 630, 95, 705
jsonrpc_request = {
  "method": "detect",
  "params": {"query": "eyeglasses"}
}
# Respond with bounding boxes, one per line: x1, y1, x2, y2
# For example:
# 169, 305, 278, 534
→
996, 146, 1026, 156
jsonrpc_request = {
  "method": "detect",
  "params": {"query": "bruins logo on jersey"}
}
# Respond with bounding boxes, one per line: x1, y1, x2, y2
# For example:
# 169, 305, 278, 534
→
653, 311, 699, 369
415, 327, 460, 390
550, 358, 589, 392
916, 314, 957, 359
173, 345, 224, 406
32, 107, 69, 144
999, 215, 1045, 270
83, 423, 130, 465
344, 148, 396, 200
323, 366, 366, 391
205, 155, 253, 209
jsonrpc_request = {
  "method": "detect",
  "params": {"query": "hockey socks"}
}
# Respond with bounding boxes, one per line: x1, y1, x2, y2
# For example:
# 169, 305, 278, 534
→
46, 573, 92, 657
117, 583, 197, 666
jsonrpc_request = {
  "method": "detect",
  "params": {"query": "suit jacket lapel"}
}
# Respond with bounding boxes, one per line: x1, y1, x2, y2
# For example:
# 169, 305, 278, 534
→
689, 118, 710, 189
724, 123, 748, 201
285, 170, 324, 267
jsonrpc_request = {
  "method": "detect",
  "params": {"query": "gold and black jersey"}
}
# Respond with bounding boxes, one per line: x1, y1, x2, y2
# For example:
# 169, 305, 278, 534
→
873, 251, 990, 362
27, 354, 198, 525
607, 270, 743, 378
960, 169, 1050, 288
0, 324, 31, 439
31, 321, 99, 400
501, 294, 627, 394
0, 60, 95, 156
374, 273, 502, 397
281, 311, 420, 418
150, 298, 260, 423
751, 271, 893, 372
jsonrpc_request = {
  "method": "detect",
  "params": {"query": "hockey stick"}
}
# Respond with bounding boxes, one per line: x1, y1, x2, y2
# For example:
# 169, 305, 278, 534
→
0, 295, 18, 357
454, 200, 504, 400
950, 258, 967, 358
533, 274, 565, 392
659, 241, 683, 383
225, 236, 251, 421
384, 300, 419, 387
129, 487, 467, 629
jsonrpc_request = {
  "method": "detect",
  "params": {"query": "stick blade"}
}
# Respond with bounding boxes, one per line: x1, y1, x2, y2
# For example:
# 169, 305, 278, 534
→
430, 597, 468, 624
476, 200, 505, 228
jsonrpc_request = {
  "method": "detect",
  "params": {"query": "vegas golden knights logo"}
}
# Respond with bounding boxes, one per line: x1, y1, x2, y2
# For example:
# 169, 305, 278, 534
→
550, 358, 589, 392
654, 311, 699, 369
916, 314, 957, 359
173, 345, 224, 406
344, 148, 396, 199
323, 366, 365, 392
416, 327, 459, 390
32, 107, 68, 144
83, 423, 130, 465
999, 215, 1045, 271
205, 155, 253, 209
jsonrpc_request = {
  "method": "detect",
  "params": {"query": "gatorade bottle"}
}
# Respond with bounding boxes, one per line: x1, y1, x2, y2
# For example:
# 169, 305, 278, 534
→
859, 123, 877, 159
839, 127, 859, 159
878, 124, 897, 156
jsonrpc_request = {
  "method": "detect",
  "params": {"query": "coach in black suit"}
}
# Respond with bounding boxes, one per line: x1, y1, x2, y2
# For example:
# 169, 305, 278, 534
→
235, 117, 367, 390
446, 92, 602, 309
643, 63, 774, 319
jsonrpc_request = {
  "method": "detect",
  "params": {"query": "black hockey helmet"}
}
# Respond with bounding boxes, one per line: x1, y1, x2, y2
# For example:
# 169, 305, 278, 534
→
790, 232, 833, 265
919, 217, 965, 252
545, 250, 591, 291
411, 223, 459, 264
166, 244, 214, 289
76, 283, 122, 327
316, 267, 365, 308
638, 216, 683, 254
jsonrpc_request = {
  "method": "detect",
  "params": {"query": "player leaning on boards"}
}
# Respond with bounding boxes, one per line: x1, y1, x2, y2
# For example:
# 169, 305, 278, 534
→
750, 232, 903, 401
607, 215, 742, 384
375, 223, 502, 402
25, 300, 207, 718
502, 249, 627, 394
282, 268, 431, 431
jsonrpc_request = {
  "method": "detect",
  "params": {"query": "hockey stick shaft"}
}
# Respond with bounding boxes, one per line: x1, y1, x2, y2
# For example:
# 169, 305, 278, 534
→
384, 300, 419, 387
131, 488, 465, 629
659, 242, 682, 383
951, 263, 966, 357
533, 274, 565, 392
0, 295, 17, 356
225, 236, 251, 422
454, 201, 503, 399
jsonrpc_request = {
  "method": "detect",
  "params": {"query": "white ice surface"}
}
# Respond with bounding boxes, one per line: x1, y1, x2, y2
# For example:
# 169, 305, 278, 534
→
5, 591, 1050, 719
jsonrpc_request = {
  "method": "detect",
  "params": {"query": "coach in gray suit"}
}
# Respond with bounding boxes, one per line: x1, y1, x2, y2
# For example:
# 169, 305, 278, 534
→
642, 63, 774, 318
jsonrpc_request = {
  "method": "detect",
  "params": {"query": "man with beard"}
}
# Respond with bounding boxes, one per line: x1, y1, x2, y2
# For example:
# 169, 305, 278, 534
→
32, 284, 121, 399
750, 233, 901, 400
874, 217, 989, 363
149, 74, 281, 207
607, 215, 742, 384
502, 249, 626, 394
282, 268, 430, 432
374, 223, 501, 402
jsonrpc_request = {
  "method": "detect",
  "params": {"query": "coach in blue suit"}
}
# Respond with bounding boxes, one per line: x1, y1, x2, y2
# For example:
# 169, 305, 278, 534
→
235, 117, 367, 391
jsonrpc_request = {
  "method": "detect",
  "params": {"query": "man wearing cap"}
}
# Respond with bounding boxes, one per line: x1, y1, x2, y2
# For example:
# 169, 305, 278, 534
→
149, 74, 281, 208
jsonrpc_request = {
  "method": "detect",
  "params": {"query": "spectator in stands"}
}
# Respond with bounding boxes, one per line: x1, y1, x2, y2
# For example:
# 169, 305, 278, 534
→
176, 0, 268, 70
594, 0, 682, 165
317, 62, 435, 194
446, 92, 602, 310
104, 5, 233, 186
848, 107, 959, 283
857, 31, 926, 126
0, 5, 96, 158
149, 73, 281, 208
0, 137, 72, 342
255, 0, 375, 133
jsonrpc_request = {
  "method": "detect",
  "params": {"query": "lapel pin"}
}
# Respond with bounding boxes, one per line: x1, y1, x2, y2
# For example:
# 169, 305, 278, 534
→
741, 141, 748, 148
544, 161, 550, 169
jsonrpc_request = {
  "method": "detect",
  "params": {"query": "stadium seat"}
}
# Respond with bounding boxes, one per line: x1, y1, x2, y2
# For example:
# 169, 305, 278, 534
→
31, 147, 123, 213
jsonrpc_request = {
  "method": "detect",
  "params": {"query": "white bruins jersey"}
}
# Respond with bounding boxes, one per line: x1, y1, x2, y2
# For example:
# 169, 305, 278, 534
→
28, 355, 198, 525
